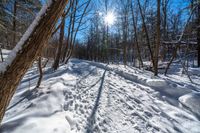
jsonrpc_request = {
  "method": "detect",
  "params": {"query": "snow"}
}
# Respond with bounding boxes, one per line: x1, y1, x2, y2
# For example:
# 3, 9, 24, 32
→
179, 92, 200, 116
146, 78, 167, 87
1, 58, 200, 133
1, 49, 11, 55
1, 81, 74, 133
0, 0, 53, 73
5, 112, 71, 133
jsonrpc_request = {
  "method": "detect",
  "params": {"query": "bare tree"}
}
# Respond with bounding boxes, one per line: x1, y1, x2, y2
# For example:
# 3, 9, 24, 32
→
137, 0, 155, 69
197, 1, 200, 67
130, 0, 143, 68
65, 0, 92, 64
154, 0, 161, 76
165, 5, 196, 75
52, 14, 66, 70
12, 1, 17, 47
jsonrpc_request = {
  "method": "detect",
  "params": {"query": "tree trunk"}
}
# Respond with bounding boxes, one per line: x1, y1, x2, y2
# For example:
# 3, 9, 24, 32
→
197, 3, 200, 67
161, 0, 169, 61
0, 0, 69, 124
62, 15, 72, 62
164, 45, 179, 75
63, 0, 77, 63
36, 56, 43, 88
131, 2, 143, 68
52, 14, 65, 70
0, 47, 3, 62
65, 0, 91, 64
137, 0, 155, 69
12, 1, 17, 47
154, 0, 161, 76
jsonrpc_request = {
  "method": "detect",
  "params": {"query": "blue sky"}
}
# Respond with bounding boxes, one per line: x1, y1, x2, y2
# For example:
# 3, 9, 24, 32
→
40, 0, 191, 41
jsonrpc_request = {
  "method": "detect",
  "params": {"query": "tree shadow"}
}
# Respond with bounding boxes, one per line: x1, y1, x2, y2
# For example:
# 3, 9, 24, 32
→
85, 70, 107, 133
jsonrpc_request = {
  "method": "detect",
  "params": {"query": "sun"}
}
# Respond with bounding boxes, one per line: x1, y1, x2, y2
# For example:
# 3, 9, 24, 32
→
104, 12, 116, 26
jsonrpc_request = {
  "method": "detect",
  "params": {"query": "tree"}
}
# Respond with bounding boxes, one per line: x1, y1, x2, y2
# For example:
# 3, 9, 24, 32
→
154, 0, 161, 76
0, 0, 42, 49
35, 56, 43, 88
197, 1, 200, 67
0, 0, 69, 124
160, 0, 170, 61
12, 1, 17, 46
130, 0, 143, 68
137, 0, 155, 70
120, 0, 129, 66
64, 0, 92, 64
0, 46, 3, 62
52, 14, 66, 70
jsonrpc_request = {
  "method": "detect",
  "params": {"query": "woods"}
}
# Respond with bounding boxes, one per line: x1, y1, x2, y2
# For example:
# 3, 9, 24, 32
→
74, 0, 200, 74
0, 0, 200, 131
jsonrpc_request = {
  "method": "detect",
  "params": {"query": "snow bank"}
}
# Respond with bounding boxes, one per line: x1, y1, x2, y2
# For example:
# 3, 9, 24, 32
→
85, 60, 169, 88
1, 82, 74, 133
2, 49, 11, 55
6, 112, 71, 133
179, 92, 200, 116
0, 0, 53, 73
0, 49, 10, 62
146, 79, 167, 87
189, 67, 200, 76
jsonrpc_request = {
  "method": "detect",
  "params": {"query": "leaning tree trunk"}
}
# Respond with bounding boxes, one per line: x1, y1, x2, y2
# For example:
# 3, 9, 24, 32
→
137, 0, 155, 69
0, 0, 69, 124
164, 45, 179, 75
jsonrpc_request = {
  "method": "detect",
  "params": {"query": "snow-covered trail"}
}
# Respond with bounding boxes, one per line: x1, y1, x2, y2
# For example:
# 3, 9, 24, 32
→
1, 59, 200, 133
62, 60, 200, 133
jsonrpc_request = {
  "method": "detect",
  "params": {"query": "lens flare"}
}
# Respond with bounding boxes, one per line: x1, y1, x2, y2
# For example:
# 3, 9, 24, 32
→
104, 12, 116, 26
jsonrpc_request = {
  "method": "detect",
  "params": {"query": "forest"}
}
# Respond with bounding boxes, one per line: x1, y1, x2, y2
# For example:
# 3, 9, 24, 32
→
0, 0, 200, 133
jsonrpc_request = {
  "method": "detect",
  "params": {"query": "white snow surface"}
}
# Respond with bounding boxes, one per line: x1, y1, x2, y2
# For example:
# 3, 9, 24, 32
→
0, 0, 52, 73
1, 58, 200, 133
179, 92, 200, 116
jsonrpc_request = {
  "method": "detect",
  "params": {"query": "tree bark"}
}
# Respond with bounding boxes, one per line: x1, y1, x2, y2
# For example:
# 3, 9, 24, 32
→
62, 17, 72, 62
0, 0, 69, 124
36, 56, 43, 88
137, 0, 155, 69
52, 14, 65, 70
164, 44, 179, 75
0, 47, 3, 62
197, 2, 200, 67
154, 0, 161, 76
161, 0, 169, 61
63, 0, 77, 63
131, 2, 143, 68
12, 1, 17, 47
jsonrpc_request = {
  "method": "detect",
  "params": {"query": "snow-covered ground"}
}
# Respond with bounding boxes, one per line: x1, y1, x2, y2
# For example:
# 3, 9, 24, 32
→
1, 50, 200, 133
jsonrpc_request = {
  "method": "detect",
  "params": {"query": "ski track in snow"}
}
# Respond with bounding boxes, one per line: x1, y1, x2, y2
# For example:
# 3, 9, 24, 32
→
1, 59, 200, 133
57, 60, 200, 133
